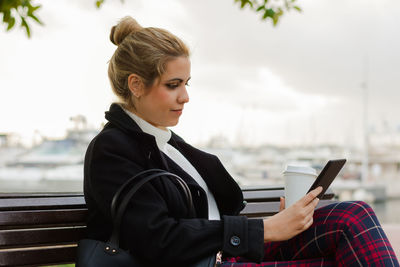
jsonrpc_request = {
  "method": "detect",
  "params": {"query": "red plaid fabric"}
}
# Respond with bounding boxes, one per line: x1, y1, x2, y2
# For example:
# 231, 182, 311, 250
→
222, 258, 333, 266
222, 201, 399, 266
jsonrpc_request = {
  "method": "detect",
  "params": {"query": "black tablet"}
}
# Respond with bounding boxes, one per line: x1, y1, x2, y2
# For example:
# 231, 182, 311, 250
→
307, 159, 346, 199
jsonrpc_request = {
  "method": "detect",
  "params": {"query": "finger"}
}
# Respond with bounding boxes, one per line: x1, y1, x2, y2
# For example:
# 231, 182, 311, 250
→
302, 186, 323, 205
279, 197, 285, 211
310, 186, 323, 198
303, 198, 319, 214
304, 216, 314, 230
312, 197, 320, 208
310, 199, 319, 213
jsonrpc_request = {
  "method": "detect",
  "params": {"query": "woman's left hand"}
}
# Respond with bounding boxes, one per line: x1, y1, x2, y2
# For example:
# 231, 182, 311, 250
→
279, 197, 285, 211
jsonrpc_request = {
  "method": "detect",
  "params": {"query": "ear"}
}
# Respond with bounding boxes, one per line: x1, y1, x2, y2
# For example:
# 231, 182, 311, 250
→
127, 74, 145, 98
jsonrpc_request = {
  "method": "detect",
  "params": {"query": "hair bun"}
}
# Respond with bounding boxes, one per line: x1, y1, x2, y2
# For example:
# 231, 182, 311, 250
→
110, 16, 143, 46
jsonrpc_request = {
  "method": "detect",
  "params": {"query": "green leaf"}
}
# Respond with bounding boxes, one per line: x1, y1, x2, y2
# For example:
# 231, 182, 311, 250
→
293, 6, 302, 12
238, 0, 253, 9
27, 5, 34, 15
6, 16, 15, 30
96, 0, 105, 8
32, 5, 42, 12
272, 8, 283, 25
3, 10, 10, 23
263, 8, 275, 19
236, 0, 255, 10
256, 5, 265, 12
28, 13, 43, 25
272, 14, 280, 25
21, 16, 30, 38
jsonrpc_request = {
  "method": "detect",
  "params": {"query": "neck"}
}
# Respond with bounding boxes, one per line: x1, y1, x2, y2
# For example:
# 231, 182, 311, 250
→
125, 105, 168, 131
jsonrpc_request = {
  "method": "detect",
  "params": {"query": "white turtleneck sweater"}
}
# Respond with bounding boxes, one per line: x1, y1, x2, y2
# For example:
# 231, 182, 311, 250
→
123, 108, 221, 220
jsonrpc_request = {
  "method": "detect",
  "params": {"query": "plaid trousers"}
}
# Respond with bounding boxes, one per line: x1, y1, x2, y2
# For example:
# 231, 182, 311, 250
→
222, 201, 399, 266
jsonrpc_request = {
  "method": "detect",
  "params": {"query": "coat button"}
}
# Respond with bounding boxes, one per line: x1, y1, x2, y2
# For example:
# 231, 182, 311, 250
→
230, 236, 241, 247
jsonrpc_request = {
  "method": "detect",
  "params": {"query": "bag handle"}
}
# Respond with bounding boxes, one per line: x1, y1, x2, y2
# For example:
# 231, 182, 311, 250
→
108, 170, 195, 247
111, 169, 170, 219
111, 169, 194, 220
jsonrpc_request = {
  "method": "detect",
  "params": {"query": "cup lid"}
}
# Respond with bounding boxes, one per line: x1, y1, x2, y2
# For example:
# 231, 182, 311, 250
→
283, 165, 317, 176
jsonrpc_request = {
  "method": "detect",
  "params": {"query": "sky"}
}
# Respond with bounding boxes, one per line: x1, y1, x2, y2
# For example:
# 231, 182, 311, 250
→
1, 0, 400, 148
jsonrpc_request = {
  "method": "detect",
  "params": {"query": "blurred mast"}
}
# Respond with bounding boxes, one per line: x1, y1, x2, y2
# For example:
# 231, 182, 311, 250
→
361, 56, 369, 184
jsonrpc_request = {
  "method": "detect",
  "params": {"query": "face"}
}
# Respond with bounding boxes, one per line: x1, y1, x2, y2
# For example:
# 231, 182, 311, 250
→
132, 56, 191, 130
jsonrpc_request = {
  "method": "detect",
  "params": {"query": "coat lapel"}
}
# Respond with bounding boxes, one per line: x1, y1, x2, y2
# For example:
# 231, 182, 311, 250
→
168, 135, 244, 215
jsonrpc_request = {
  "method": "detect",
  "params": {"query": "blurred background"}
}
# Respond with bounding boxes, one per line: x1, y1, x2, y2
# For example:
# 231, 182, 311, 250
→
1, 0, 400, 224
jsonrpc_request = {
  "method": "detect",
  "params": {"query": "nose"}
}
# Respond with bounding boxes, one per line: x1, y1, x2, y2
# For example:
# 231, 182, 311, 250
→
178, 86, 189, 104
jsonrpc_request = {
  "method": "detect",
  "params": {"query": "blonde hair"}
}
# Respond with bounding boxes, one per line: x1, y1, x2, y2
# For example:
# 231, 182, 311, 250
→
108, 16, 190, 108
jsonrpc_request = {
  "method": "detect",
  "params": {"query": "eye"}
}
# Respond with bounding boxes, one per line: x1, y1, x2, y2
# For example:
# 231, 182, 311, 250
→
166, 82, 180, 89
185, 81, 190, 87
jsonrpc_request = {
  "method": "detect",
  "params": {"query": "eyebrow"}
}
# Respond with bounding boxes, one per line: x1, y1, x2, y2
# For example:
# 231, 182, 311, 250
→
165, 77, 191, 83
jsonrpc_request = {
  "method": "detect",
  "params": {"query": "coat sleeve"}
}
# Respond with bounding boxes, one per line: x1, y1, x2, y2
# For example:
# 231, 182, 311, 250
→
86, 132, 265, 265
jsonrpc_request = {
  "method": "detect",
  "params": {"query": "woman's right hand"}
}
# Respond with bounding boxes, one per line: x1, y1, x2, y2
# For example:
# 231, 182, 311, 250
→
263, 186, 323, 242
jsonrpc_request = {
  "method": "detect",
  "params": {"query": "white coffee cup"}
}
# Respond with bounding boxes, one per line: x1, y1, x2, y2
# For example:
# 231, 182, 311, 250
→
283, 165, 317, 207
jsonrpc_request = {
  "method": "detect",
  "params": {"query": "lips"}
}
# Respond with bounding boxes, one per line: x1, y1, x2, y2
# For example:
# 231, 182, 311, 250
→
171, 108, 183, 115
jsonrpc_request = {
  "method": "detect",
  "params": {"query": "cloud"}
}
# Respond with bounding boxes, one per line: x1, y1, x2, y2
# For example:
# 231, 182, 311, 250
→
192, 63, 333, 112
179, 0, 400, 104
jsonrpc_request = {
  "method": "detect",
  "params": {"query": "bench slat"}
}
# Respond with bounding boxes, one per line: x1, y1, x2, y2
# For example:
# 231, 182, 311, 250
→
241, 186, 284, 191
0, 193, 83, 199
242, 189, 335, 202
240, 202, 278, 217
0, 245, 76, 266
0, 209, 87, 227
0, 227, 85, 247
0, 197, 86, 211
240, 199, 336, 218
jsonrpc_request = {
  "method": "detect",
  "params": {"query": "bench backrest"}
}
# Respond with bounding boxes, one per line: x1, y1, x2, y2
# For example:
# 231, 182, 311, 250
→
0, 188, 334, 266
0, 193, 86, 266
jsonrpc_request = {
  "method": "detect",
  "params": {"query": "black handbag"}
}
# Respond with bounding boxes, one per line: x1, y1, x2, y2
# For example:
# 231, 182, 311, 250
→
76, 169, 218, 267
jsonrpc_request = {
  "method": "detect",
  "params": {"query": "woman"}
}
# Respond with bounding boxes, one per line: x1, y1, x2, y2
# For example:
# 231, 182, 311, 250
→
84, 16, 399, 266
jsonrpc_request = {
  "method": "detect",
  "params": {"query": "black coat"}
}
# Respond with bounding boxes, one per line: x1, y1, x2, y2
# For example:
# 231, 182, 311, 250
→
84, 103, 264, 266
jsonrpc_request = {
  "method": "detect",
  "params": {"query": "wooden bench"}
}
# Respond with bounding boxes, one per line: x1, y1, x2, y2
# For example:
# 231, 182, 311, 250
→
0, 187, 335, 267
